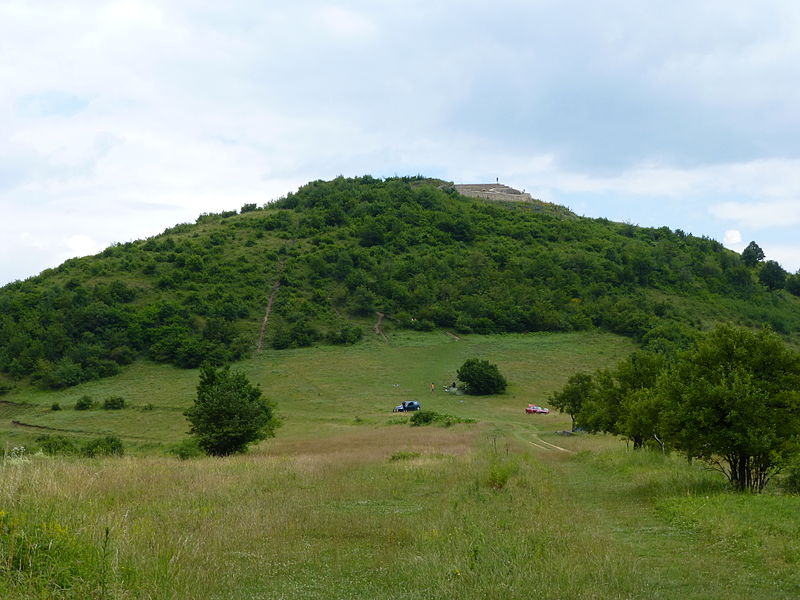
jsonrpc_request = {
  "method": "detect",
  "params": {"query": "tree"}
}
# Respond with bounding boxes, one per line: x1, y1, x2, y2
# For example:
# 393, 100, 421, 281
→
185, 364, 278, 456
759, 260, 787, 291
575, 351, 668, 448
658, 325, 800, 492
549, 372, 593, 430
741, 241, 765, 267
786, 271, 800, 297
457, 358, 507, 395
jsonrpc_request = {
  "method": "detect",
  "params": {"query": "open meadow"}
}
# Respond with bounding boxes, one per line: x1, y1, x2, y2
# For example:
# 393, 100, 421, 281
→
2, 331, 800, 599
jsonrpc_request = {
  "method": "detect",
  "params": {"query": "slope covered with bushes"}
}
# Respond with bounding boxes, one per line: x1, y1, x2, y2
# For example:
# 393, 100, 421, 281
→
1, 175, 798, 389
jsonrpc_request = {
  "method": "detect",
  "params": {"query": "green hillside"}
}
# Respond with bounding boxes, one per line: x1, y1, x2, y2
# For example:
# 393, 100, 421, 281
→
2, 175, 800, 598
1, 175, 799, 393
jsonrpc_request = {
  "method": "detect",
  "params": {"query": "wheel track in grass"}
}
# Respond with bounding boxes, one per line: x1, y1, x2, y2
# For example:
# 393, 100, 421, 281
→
513, 419, 800, 599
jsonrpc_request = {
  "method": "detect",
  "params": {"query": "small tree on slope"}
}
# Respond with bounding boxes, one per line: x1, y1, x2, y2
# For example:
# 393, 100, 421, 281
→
185, 364, 278, 456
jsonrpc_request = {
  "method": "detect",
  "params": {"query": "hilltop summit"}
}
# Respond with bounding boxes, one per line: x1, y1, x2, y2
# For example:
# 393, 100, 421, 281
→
454, 183, 533, 202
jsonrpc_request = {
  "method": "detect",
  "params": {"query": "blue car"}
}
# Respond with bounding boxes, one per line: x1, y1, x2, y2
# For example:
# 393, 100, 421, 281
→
393, 401, 420, 412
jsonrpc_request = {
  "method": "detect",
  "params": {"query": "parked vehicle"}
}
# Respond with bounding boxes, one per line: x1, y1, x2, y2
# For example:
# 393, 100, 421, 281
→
525, 404, 549, 414
393, 401, 421, 412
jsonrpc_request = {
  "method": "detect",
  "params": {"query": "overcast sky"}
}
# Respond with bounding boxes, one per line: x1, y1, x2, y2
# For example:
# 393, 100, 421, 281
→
2, 0, 799, 285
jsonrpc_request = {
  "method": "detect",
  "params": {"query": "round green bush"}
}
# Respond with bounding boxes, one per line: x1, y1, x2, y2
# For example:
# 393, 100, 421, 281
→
102, 396, 126, 410
74, 395, 95, 410
457, 358, 507, 395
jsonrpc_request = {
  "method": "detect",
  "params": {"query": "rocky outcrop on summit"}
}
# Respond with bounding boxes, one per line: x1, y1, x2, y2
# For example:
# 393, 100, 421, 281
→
454, 184, 533, 203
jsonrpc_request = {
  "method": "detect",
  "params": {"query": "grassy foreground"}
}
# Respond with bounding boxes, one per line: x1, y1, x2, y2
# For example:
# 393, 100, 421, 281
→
2, 331, 800, 598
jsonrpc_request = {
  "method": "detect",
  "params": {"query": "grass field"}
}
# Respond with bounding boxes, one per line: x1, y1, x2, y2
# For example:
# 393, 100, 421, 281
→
2, 331, 800, 599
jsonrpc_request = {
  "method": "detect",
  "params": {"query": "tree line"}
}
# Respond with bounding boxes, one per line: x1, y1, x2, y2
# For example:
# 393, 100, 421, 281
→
550, 324, 800, 492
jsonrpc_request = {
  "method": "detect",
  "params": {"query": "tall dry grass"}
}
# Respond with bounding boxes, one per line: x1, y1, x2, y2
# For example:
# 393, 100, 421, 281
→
1, 425, 646, 599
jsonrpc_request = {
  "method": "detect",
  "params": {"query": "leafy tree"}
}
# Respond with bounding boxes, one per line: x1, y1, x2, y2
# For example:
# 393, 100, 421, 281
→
741, 241, 765, 267
576, 351, 668, 448
658, 325, 800, 492
787, 272, 800, 297
618, 388, 667, 453
759, 260, 787, 291
185, 364, 279, 456
457, 358, 507, 395
549, 372, 593, 430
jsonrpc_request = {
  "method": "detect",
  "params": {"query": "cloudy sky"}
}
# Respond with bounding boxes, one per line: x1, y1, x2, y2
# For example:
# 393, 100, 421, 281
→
2, 0, 799, 285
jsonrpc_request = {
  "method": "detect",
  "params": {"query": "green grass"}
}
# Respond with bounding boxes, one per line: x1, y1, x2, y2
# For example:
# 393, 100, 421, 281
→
2, 330, 800, 598
0, 330, 635, 450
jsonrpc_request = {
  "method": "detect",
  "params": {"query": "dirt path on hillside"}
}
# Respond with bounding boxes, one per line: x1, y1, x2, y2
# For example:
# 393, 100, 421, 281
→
256, 279, 282, 354
373, 311, 387, 341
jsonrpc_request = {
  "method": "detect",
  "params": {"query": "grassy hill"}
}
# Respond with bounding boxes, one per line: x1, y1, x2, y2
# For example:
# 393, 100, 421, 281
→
1, 175, 798, 395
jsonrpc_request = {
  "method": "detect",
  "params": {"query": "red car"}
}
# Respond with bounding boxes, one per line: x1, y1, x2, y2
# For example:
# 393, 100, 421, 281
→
525, 404, 549, 414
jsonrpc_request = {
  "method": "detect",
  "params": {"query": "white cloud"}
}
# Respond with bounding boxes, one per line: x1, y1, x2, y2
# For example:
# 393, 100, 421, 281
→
724, 229, 742, 246
18, 232, 47, 250
64, 234, 102, 257
767, 245, 800, 274
102, 0, 164, 27
710, 199, 800, 228
314, 6, 378, 40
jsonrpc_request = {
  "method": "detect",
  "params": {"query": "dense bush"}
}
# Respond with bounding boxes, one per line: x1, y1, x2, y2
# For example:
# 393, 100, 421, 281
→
410, 410, 475, 427
457, 358, 507, 395
185, 364, 279, 456
81, 435, 124, 458
102, 396, 126, 410
74, 395, 95, 410
36, 434, 124, 458
36, 434, 78, 455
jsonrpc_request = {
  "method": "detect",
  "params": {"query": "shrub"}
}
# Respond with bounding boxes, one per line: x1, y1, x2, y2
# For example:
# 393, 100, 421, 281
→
185, 364, 279, 456
36, 435, 78, 456
102, 396, 126, 410
109, 345, 136, 365
169, 438, 204, 460
410, 410, 438, 426
81, 435, 124, 458
328, 324, 364, 345
74, 395, 95, 410
410, 410, 475, 427
51, 402, 61, 411
484, 459, 518, 490
457, 358, 507, 395
780, 460, 800, 495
